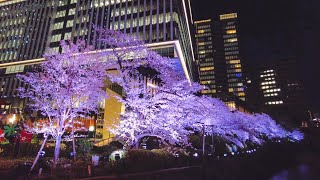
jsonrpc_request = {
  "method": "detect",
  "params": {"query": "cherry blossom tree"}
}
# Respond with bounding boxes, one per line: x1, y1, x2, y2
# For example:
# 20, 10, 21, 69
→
113, 72, 303, 149
97, 29, 175, 90
18, 40, 107, 167
96, 29, 194, 147
18, 29, 175, 169
99, 29, 303, 150
189, 98, 303, 148
112, 80, 201, 148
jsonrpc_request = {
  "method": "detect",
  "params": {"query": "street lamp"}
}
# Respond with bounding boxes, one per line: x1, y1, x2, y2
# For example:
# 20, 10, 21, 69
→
89, 125, 96, 141
89, 126, 95, 132
196, 122, 215, 158
9, 114, 16, 124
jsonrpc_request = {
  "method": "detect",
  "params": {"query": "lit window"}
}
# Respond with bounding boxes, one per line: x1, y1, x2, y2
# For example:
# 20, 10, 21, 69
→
200, 80, 213, 85
226, 29, 236, 34
55, 10, 66, 18
225, 38, 238, 43
228, 60, 240, 64
5, 65, 25, 74
220, 13, 237, 20
201, 89, 216, 94
200, 67, 214, 71
68, 8, 76, 15
66, 20, 74, 28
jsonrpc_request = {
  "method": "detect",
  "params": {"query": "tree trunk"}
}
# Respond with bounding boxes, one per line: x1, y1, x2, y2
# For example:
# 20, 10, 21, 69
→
30, 135, 48, 172
54, 135, 62, 164
134, 140, 139, 149
14, 134, 21, 157
72, 118, 76, 160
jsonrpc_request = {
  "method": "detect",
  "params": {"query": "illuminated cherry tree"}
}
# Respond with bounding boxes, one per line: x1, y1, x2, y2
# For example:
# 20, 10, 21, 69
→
96, 29, 197, 148
113, 73, 303, 149
18, 40, 107, 167
100, 30, 303, 150
188, 97, 303, 147
97, 29, 175, 89
113, 79, 203, 148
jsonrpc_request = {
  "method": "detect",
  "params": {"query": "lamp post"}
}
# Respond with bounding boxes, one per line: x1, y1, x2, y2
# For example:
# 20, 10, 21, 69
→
8, 114, 16, 124
199, 123, 215, 159
89, 125, 95, 141
199, 123, 215, 180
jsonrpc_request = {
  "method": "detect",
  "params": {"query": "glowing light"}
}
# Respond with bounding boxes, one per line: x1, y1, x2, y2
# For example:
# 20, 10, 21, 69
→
109, 149, 127, 161
194, 19, 211, 24
39, 151, 46, 157
193, 153, 198, 157
89, 126, 95, 131
8, 114, 16, 124
147, 83, 158, 88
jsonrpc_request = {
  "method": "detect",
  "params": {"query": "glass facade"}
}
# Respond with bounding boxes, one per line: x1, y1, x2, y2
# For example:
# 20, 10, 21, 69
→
0, 0, 195, 110
194, 19, 216, 96
195, 14, 246, 102
220, 13, 246, 101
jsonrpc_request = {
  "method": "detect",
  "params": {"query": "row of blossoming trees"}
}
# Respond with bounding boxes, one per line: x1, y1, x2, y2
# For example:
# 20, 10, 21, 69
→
17, 29, 303, 169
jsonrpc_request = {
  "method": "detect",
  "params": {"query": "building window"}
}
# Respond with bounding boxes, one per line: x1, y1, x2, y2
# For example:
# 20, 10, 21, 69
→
51, 34, 62, 42
200, 67, 214, 71
55, 10, 66, 18
225, 38, 238, 43
226, 29, 236, 34
5, 65, 25, 74
220, 13, 238, 20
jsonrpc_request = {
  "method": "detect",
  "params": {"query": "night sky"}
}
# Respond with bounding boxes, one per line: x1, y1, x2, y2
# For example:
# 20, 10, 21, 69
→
192, 0, 320, 111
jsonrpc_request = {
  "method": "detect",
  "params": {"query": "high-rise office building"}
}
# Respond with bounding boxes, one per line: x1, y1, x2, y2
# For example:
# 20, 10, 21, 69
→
257, 59, 306, 124
0, 0, 195, 139
194, 19, 216, 96
219, 13, 245, 101
195, 13, 246, 104
260, 69, 283, 106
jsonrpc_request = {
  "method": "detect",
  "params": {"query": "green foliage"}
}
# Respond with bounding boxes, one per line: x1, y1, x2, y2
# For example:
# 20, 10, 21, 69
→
0, 143, 39, 157
0, 144, 14, 157
31, 134, 39, 144
106, 149, 190, 174
18, 143, 40, 156
189, 134, 201, 149
0, 140, 10, 145
3, 125, 16, 137
0, 157, 34, 170
76, 139, 93, 160
43, 143, 68, 158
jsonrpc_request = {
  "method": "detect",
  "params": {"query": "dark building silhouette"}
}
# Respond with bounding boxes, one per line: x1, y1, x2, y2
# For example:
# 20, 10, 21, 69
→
247, 58, 307, 125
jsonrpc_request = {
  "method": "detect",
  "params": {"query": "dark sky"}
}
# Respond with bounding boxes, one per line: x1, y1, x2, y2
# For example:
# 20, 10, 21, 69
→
191, 0, 320, 111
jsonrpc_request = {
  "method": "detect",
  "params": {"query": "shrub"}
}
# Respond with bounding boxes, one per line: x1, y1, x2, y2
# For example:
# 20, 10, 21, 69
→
0, 157, 34, 169
18, 143, 40, 157
76, 139, 93, 160
0, 144, 14, 157
106, 148, 190, 174
43, 143, 68, 158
